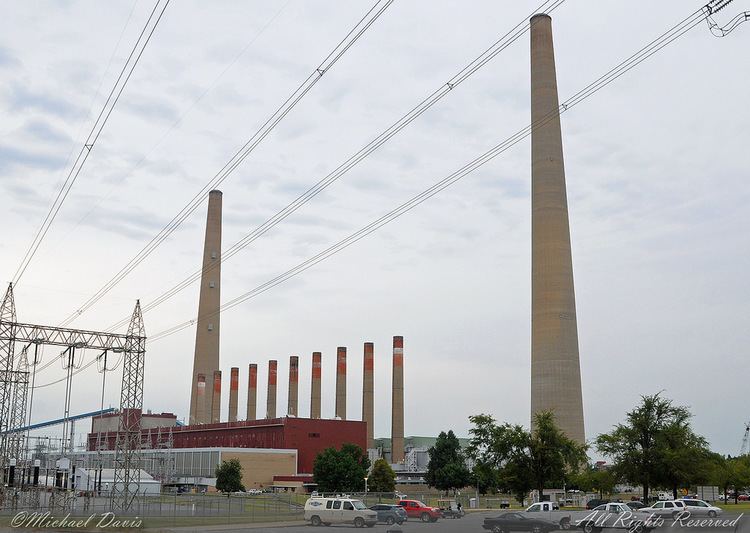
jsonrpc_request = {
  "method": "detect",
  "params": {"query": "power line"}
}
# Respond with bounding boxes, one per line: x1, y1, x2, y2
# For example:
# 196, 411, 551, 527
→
149, 1, 733, 343
58, 0, 394, 328
105, 0, 568, 332
11, 0, 171, 286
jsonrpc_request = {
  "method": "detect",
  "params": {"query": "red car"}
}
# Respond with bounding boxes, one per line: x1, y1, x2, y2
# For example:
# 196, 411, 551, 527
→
398, 499, 441, 522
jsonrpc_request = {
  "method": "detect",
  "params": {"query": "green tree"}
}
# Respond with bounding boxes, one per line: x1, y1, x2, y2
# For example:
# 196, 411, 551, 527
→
596, 393, 709, 502
570, 465, 618, 499
313, 443, 371, 493
711, 455, 750, 504
369, 458, 396, 493
467, 411, 587, 502
425, 430, 471, 493
215, 458, 245, 493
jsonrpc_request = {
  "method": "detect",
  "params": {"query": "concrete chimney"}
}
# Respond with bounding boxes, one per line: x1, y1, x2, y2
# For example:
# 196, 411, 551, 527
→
195, 373, 206, 424
310, 352, 322, 419
530, 14, 585, 444
229, 367, 239, 422
362, 342, 375, 450
288, 356, 299, 416
391, 336, 404, 463
266, 360, 277, 419
211, 370, 222, 423
247, 363, 257, 420
189, 190, 222, 425
335, 347, 347, 420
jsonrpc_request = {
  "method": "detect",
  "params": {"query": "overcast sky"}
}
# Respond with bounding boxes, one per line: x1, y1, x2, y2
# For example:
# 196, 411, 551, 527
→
1, 1, 748, 458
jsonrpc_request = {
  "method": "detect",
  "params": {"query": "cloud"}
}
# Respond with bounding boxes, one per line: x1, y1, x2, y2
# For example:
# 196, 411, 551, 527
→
0, 144, 68, 173
0, 46, 19, 68
4, 83, 84, 119
20, 119, 71, 144
121, 93, 180, 123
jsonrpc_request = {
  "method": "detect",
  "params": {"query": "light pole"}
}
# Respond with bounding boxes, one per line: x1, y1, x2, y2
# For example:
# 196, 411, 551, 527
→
364, 477, 368, 497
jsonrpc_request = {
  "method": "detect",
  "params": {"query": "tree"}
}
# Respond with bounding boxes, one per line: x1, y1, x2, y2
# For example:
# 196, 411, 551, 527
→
425, 430, 471, 493
369, 458, 396, 493
466, 411, 587, 503
313, 443, 371, 493
711, 455, 750, 504
570, 465, 618, 499
596, 393, 709, 502
215, 458, 245, 493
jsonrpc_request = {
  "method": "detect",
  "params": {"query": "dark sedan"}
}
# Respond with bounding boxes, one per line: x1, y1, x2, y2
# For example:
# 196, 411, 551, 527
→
483, 512, 558, 533
369, 504, 407, 525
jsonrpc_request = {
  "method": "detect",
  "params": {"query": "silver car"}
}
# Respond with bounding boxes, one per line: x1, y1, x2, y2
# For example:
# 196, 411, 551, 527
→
681, 499, 722, 518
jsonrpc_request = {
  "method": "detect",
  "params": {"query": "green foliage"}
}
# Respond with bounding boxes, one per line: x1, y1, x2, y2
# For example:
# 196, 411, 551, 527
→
425, 430, 472, 492
369, 458, 396, 493
709, 454, 750, 503
569, 465, 618, 498
313, 443, 371, 493
466, 411, 587, 502
215, 458, 245, 493
596, 393, 710, 501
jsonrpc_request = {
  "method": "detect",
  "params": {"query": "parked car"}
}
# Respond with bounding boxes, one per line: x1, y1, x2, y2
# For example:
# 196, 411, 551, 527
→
586, 499, 610, 510
437, 499, 465, 519
397, 499, 441, 522
483, 512, 558, 533
525, 501, 572, 530
640, 500, 686, 519
369, 503, 407, 525
304, 496, 377, 527
681, 499, 722, 517
626, 501, 646, 510
578, 503, 655, 533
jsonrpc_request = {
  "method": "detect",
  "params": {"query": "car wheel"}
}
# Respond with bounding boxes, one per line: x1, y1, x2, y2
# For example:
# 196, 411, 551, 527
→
583, 521, 601, 533
560, 518, 571, 530
491, 526, 504, 533
533, 526, 543, 533
310, 515, 321, 527
386, 516, 395, 525
354, 517, 365, 528
421, 512, 431, 522
708, 511, 717, 518
672, 511, 680, 520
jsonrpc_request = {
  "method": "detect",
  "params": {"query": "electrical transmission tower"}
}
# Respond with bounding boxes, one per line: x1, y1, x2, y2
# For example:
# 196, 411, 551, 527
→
0, 283, 145, 512
110, 301, 146, 512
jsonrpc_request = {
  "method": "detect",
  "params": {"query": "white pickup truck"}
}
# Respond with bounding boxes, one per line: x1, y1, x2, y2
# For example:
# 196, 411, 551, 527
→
524, 502, 654, 533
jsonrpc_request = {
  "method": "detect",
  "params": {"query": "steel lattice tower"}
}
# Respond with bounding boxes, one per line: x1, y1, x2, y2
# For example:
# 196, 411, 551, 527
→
0, 283, 17, 486
111, 301, 146, 512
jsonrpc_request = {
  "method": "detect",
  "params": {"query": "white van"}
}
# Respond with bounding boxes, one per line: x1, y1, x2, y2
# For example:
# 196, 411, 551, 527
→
304, 496, 377, 527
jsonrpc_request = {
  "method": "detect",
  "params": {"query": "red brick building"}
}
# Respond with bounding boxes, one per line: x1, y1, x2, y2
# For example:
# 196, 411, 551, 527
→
87, 416, 366, 474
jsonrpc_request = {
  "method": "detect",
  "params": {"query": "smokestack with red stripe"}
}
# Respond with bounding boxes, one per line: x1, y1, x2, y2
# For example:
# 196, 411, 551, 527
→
211, 370, 222, 423
195, 374, 206, 424
310, 352, 322, 419
288, 356, 299, 416
228, 367, 239, 422
266, 360, 277, 419
335, 347, 347, 420
247, 364, 257, 420
362, 342, 375, 449
391, 336, 404, 463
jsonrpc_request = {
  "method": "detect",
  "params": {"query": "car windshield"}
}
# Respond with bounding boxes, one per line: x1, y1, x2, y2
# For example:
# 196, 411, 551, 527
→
352, 500, 367, 510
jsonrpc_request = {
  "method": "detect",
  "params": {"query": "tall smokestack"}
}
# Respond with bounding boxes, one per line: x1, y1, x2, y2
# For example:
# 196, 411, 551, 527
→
288, 356, 299, 416
229, 367, 239, 422
362, 342, 374, 449
195, 374, 206, 424
391, 336, 404, 463
530, 14, 585, 444
266, 360, 277, 419
211, 370, 222, 423
310, 352, 321, 419
335, 347, 347, 420
189, 190, 222, 425
247, 363, 257, 420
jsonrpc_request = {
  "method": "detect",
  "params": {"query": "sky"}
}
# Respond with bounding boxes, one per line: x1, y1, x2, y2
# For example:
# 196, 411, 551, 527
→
0, 1, 748, 458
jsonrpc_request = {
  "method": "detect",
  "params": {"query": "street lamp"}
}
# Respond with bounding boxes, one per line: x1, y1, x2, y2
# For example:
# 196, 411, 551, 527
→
364, 476, 368, 495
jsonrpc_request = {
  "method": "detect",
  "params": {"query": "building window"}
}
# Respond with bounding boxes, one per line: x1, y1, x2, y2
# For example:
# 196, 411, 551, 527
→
308, 432, 320, 438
